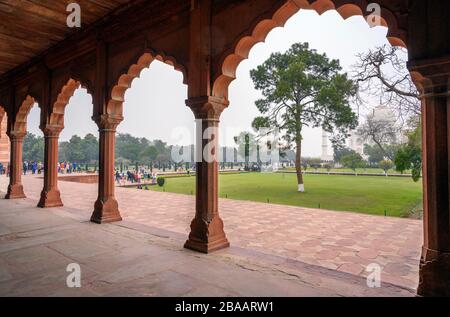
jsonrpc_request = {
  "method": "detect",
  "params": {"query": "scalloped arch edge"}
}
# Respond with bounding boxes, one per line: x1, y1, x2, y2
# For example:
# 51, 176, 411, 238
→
212, 0, 407, 99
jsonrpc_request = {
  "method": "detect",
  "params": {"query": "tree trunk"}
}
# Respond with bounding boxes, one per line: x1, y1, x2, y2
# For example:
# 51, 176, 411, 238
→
296, 139, 305, 192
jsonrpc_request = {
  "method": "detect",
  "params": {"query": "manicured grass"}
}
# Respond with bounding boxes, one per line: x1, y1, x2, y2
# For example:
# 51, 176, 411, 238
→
283, 167, 411, 174
147, 173, 423, 217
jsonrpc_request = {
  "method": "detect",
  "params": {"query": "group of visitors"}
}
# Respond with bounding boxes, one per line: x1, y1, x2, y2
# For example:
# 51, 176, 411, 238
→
23, 161, 43, 175
0, 162, 8, 176
58, 161, 81, 174
115, 170, 159, 186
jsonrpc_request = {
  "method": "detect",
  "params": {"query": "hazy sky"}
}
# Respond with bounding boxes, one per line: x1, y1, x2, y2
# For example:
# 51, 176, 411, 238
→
26, 9, 392, 157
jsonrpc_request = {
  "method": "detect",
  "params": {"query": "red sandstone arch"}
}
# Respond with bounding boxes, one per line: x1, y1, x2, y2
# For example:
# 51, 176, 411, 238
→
212, 0, 407, 99
13, 96, 36, 133
49, 79, 82, 128
0, 106, 6, 135
107, 52, 187, 118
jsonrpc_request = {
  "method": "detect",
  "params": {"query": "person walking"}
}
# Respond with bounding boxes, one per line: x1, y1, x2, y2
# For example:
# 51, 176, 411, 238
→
115, 170, 121, 185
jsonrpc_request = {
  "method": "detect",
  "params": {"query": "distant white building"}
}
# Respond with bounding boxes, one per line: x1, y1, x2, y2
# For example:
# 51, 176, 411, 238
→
347, 131, 365, 157
321, 129, 334, 162
321, 105, 400, 161
348, 105, 398, 157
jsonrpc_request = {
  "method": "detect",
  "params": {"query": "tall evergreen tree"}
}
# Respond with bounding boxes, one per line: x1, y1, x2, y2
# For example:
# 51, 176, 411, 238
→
251, 43, 358, 192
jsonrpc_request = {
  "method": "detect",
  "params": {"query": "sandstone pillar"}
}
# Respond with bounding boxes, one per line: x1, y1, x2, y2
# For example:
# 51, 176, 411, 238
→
409, 57, 450, 297
5, 131, 26, 199
184, 96, 230, 253
90, 115, 122, 224
38, 125, 63, 208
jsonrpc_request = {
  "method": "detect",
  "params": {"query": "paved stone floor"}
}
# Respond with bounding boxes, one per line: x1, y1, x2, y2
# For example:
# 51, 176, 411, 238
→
0, 175, 422, 296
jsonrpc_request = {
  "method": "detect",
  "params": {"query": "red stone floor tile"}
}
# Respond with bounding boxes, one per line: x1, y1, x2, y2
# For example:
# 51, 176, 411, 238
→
0, 175, 423, 291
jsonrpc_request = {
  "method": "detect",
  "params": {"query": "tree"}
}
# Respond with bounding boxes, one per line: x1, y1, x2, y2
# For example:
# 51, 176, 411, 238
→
57, 134, 98, 164
140, 145, 158, 165
251, 43, 358, 192
379, 160, 394, 175
353, 45, 420, 125
357, 111, 399, 161
234, 131, 258, 171
341, 153, 365, 173
394, 122, 422, 182
364, 144, 385, 167
59, 141, 69, 162
116, 133, 142, 164
66, 135, 85, 162
82, 133, 99, 163
303, 157, 322, 170
23, 132, 44, 162
333, 145, 355, 164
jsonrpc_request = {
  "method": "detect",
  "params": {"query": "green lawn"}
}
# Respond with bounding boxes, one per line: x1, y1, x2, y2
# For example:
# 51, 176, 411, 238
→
146, 173, 423, 218
283, 167, 411, 174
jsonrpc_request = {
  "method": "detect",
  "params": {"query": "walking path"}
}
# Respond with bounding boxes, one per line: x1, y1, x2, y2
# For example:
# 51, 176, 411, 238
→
0, 174, 422, 292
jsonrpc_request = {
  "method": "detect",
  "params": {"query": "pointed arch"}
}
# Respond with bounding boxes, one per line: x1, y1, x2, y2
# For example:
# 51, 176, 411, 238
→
49, 79, 82, 127
107, 51, 187, 118
212, 0, 407, 99
13, 95, 36, 133
0, 105, 7, 139
0, 105, 6, 137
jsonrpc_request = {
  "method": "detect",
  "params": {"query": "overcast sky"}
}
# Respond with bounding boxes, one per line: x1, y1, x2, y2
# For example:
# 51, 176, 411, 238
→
26, 9, 393, 157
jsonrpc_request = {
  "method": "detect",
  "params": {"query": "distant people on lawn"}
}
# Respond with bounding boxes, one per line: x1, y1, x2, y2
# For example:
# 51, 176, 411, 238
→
55, 161, 81, 174
112, 167, 162, 187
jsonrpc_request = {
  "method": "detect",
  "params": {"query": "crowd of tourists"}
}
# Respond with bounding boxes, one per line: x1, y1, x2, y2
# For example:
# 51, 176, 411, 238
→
1, 162, 191, 183
115, 169, 159, 186
57, 161, 82, 174
22, 161, 44, 175
19, 161, 85, 175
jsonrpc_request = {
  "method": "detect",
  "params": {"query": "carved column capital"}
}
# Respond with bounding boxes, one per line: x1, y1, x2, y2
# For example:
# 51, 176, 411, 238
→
7, 130, 26, 140
408, 56, 450, 96
93, 114, 124, 131
40, 125, 63, 138
186, 96, 229, 120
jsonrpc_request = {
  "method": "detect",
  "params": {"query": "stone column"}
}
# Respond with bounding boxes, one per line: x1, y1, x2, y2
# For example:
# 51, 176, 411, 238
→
184, 96, 230, 253
409, 58, 450, 297
5, 131, 26, 199
91, 115, 122, 224
38, 125, 63, 208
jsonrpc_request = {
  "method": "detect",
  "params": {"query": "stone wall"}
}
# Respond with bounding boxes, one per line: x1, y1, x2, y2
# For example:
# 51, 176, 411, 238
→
58, 174, 99, 184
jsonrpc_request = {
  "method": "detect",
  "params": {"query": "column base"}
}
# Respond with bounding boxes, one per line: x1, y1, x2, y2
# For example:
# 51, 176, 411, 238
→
38, 189, 63, 208
5, 184, 26, 199
417, 247, 450, 297
90, 198, 122, 224
184, 216, 230, 253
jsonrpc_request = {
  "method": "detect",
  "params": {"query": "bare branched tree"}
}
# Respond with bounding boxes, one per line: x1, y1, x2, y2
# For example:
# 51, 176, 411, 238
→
352, 45, 420, 126
357, 112, 398, 161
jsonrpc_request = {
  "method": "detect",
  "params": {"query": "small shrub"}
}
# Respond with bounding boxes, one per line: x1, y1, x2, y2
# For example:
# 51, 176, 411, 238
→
157, 177, 165, 187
